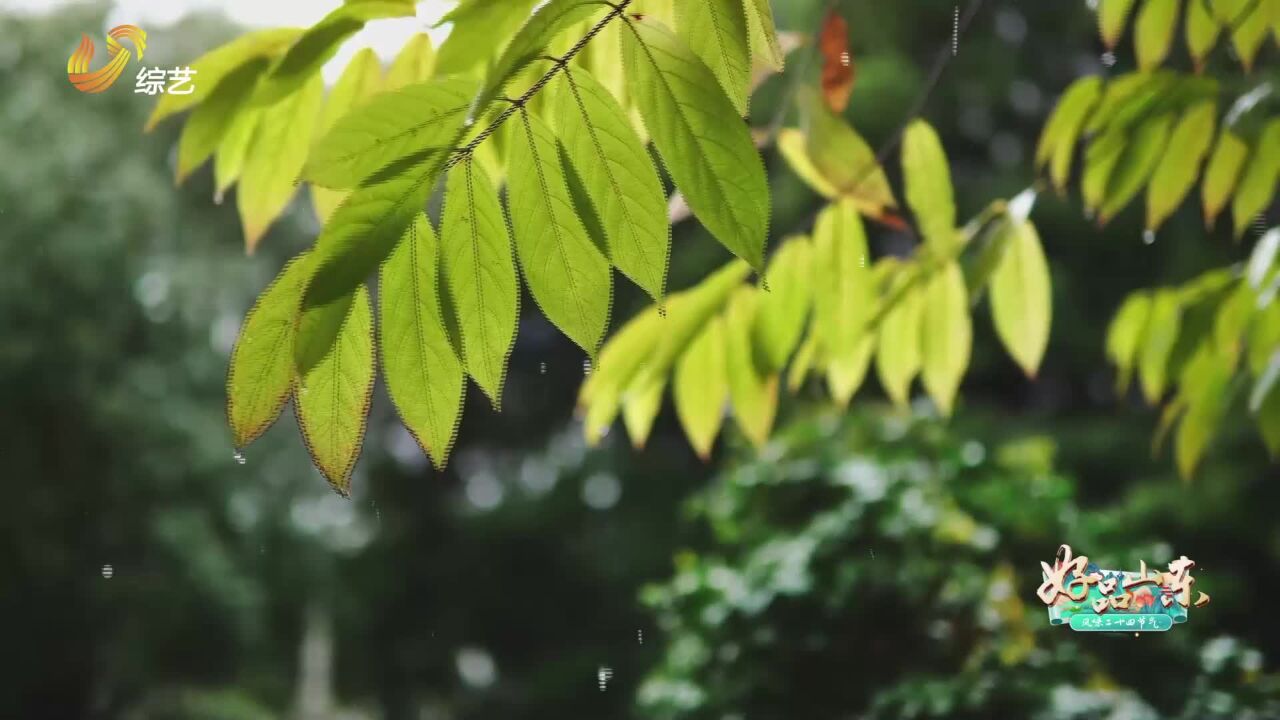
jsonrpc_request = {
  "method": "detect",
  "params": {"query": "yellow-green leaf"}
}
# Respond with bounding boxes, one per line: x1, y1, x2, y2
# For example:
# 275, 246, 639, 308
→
214, 105, 261, 200
801, 91, 898, 216
507, 109, 612, 355
1135, 0, 1180, 70
1231, 120, 1280, 238
920, 262, 971, 416
385, 33, 436, 90
1036, 77, 1103, 192
876, 275, 923, 408
1138, 289, 1182, 403
1100, 112, 1174, 224
676, 0, 752, 115
622, 374, 666, 450
177, 58, 269, 184
238, 73, 324, 252
675, 317, 729, 459
312, 48, 385, 223
434, 0, 539, 77
380, 215, 465, 470
227, 253, 311, 450
1107, 291, 1153, 392
787, 329, 818, 392
812, 201, 874, 365
828, 334, 874, 408
1231, 0, 1271, 69
778, 128, 839, 199
743, 0, 785, 70
294, 286, 376, 495
1174, 346, 1232, 477
440, 158, 518, 408
1203, 129, 1249, 227
753, 236, 813, 372
902, 120, 956, 253
1098, 0, 1138, 48
623, 15, 770, 269
1186, 0, 1221, 69
990, 221, 1052, 377
1146, 101, 1217, 232
725, 288, 779, 449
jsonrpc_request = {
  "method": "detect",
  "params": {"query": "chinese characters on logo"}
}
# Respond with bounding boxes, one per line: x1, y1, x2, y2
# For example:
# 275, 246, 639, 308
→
134, 66, 197, 95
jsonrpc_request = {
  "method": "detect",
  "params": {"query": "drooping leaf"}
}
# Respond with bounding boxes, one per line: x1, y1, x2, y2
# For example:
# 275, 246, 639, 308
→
818, 10, 854, 113
1134, 0, 1179, 70
1231, 120, 1280, 238
920, 261, 972, 417
778, 128, 839, 199
725, 288, 778, 449
1106, 291, 1153, 392
556, 67, 670, 303
1138, 289, 1183, 403
990, 221, 1052, 377
238, 73, 324, 252
227, 253, 312, 450
1202, 129, 1249, 227
380, 214, 465, 469
801, 90, 898, 219
1036, 76, 1103, 192
312, 48, 385, 223
812, 201, 874, 367
876, 277, 924, 408
304, 76, 473, 189
145, 28, 303, 130
787, 329, 818, 392
1082, 131, 1124, 216
743, 0, 786, 70
214, 105, 261, 200
1174, 345, 1232, 478
294, 286, 376, 495
623, 15, 770, 270
1100, 112, 1174, 224
1185, 0, 1221, 69
1146, 100, 1216, 231
434, 0, 540, 77
827, 334, 874, 408
676, 0, 751, 115
253, 1, 415, 106
177, 58, 268, 184
507, 109, 612, 355
753, 236, 813, 372
385, 32, 436, 90
440, 158, 519, 408
1230, 0, 1271, 70
902, 120, 956, 253
675, 317, 729, 459
1098, 0, 1138, 48
621, 374, 666, 449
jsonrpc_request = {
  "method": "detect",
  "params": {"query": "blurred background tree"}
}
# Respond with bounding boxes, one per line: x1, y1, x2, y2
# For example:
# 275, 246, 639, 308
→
1, 1, 1278, 719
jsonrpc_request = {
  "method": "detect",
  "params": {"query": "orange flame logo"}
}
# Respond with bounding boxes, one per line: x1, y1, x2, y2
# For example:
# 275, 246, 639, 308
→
67, 25, 147, 94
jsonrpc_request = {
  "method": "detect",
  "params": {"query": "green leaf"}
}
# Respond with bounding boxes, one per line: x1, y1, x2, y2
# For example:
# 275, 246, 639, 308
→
145, 28, 303, 130
254, 1, 415, 106
812, 201, 874, 368
380, 214, 465, 470
1100, 112, 1174, 224
1107, 292, 1153, 392
1082, 132, 1124, 216
304, 77, 473, 190
1231, 120, 1280, 238
801, 91, 898, 217
294, 286, 376, 495
753, 236, 813, 373
312, 48, 385, 223
743, 0, 786, 70
385, 33, 436, 90
876, 279, 924, 408
622, 374, 666, 450
623, 15, 770, 270
556, 67, 670, 303
238, 73, 324, 252
725, 288, 778, 449
675, 316, 729, 459
778, 128, 838, 199
1135, 0, 1179, 70
675, 0, 751, 115
828, 334, 874, 408
1259, 378, 1280, 456
1138, 289, 1182, 403
1174, 346, 1232, 478
440, 158, 519, 408
1098, 0, 1138, 48
227, 253, 312, 450
1186, 0, 1221, 69
1036, 77, 1103, 192
990, 221, 1052, 377
1203, 129, 1249, 228
1231, 0, 1271, 70
177, 58, 269, 184
920, 262, 971, 417
1146, 100, 1216, 232
475, 0, 610, 114
435, 0, 540, 76
787, 329, 818, 392
507, 109, 612, 355
214, 105, 261, 200
902, 120, 956, 253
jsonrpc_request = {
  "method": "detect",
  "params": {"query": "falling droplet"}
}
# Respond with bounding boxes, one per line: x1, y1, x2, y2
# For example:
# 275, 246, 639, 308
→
596, 666, 613, 691
1101, 51, 1116, 67
101, 564, 114, 579
1142, 229, 1156, 245
583, 358, 593, 377
637, 629, 643, 644
539, 362, 547, 374
213, 188, 224, 205
233, 450, 246, 465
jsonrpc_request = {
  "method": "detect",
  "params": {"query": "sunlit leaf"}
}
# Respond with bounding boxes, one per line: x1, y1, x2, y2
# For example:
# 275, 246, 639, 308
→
1100, 112, 1174, 224
238, 73, 324, 252
778, 128, 838, 199
622, 374, 666, 450
675, 317, 729, 459
743, 0, 786, 70
920, 262, 971, 416
1134, 0, 1179, 70
1138, 289, 1182, 403
440, 158, 518, 408
876, 276, 923, 408
556, 67, 670, 303
676, 0, 751, 115
1107, 291, 1153, 392
623, 15, 770, 270
1146, 101, 1216, 232
753, 236, 813, 373
1202, 129, 1249, 228
787, 329, 818, 392
214, 104, 261, 200
177, 58, 268, 184
1098, 0, 1138, 48
1185, 0, 1221, 69
380, 214, 465, 470
294, 286, 376, 495
312, 48, 384, 223
827, 334, 874, 408
1230, 0, 1271, 70
725, 288, 778, 449
434, 0, 539, 77
801, 90, 898, 219
990, 221, 1052, 377
1231, 120, 1280, 239
1036, 76, 1102, 192
812, 201, 874, 375
385, 32, 436, 90
902, 120, 956, 253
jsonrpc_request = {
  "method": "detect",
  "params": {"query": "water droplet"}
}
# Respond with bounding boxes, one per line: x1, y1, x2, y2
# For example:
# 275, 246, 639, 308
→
233, 450, 246, 465
596, 666, 613, 691
637, 629, 643, 644
213, 189, 224, 205
1142, 229, 1156, 245
539, 362, 547, 374
1101, 51, 1116, 67
583, 358, 593, 376
101, 564, 114, 579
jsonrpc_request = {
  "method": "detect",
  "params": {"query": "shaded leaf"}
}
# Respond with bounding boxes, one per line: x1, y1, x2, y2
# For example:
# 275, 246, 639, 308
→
435, 0, 539, 76
177, 58, 268, 184
801, 90, 898, 218
1146, 100, 1216, 231
1100, 112, 1174, 224
778, 128, 839, 199
1036, 76, 1103, 192
787, 329, 818, 392
380, 214, 465, 469
920, 262, 971, 416
990, 221, 1052, 377
676, 0, 752, 115
1107, 291, 1153, 392
725, 288, 779, 448
1175, 346, 1232, 478
623, 15, 770, 269
312, 48, 385, 223
1138, 289, 1183, 403
753, 236, 813, 372
1231, 119, 1280, 238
